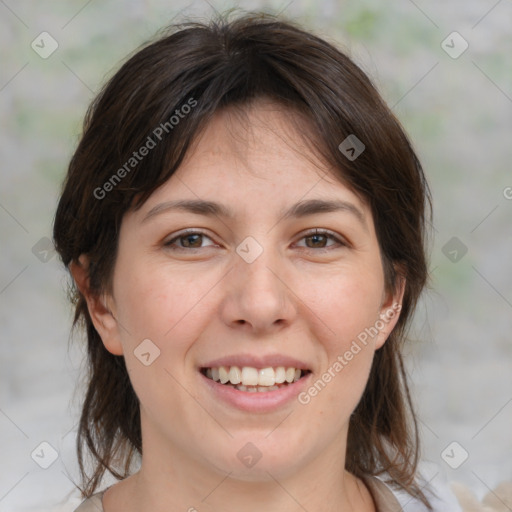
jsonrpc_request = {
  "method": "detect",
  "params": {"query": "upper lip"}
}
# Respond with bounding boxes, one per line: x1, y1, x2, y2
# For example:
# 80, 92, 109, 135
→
199, 354, 312, 371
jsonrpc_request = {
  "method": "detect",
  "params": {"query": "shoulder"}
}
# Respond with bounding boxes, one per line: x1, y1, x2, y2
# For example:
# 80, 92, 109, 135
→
364, 472, 464, 512
73, 491, 105, 512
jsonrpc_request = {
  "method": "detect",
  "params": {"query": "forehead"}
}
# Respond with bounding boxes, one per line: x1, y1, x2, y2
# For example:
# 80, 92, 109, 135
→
156, 101, 366, 211
183, 101, 319, 170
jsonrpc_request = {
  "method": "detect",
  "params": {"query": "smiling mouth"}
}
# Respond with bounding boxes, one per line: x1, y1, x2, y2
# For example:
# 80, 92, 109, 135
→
200, 366, 311, 392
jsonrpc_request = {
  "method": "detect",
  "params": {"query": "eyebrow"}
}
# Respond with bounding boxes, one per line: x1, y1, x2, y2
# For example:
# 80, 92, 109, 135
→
142, 198, 367, 229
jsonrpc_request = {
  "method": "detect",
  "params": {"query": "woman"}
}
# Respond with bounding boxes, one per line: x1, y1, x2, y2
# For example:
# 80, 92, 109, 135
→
53, 12, 462, 512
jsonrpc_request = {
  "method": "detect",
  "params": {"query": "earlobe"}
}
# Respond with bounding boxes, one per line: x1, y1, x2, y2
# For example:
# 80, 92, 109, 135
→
69, 256, 124, 356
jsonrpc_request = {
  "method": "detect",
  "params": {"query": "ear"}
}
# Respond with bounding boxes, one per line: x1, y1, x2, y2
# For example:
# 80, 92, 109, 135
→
69, 255, 124, 356
374, 270, 406, 350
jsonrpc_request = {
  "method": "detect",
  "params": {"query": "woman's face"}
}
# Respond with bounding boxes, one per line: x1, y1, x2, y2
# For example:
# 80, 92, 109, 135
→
90, 101, 403, 481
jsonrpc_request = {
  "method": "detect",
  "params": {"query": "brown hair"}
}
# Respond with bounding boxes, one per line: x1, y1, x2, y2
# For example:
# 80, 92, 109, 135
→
53, 11, 432, 507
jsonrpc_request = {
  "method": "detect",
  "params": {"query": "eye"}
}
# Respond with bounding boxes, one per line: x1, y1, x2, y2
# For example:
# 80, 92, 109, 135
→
295, 229, 347, 251
164, 230, 217, 251
163, 228, 347, 253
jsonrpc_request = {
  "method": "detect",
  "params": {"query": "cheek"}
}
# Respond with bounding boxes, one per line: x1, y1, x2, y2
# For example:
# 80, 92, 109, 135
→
111, 263, 210, 412
112, 260, 214, 344
299, 268, 383, 414
312, 267, 384, 345
302, 329, 376, 436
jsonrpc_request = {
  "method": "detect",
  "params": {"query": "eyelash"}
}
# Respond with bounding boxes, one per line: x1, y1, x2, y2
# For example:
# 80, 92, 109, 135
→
163, 228, 348, 253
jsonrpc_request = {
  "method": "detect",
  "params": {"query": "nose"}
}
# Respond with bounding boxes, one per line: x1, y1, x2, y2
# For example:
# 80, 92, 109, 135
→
219, 245, 297, 335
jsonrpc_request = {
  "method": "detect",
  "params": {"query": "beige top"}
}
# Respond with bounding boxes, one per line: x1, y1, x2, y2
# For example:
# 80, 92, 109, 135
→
73, 476, 409, 512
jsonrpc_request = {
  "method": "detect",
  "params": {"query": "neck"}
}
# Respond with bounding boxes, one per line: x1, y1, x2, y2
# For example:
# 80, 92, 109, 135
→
107, 431, 374, 512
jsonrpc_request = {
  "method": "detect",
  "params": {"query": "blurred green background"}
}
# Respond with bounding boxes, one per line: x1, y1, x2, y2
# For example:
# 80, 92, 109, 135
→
1, 0, 511, 510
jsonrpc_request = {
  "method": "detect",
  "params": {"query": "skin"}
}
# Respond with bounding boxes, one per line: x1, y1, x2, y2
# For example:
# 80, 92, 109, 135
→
72, 99, 404, 512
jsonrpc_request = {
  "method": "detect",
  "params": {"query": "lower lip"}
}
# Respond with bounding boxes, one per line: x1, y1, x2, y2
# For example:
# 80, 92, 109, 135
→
199, 372, 311, 413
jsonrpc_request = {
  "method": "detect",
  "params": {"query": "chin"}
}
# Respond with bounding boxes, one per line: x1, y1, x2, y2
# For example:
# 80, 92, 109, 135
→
202, 440, 304, 481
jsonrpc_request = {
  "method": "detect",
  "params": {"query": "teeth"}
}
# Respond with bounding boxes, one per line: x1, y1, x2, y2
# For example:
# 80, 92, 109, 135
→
241, 367, 259, 386
275, 366, 286, 383
204, 365, 307, 387
229, 366, 241, 384
219, 366, 229, 384
285, 367, 295, 383
258, 367, 275, 386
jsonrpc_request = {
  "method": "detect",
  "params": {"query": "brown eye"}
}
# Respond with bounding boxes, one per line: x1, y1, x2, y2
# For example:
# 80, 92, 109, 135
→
296, 229, 346, 251
179, 233, 203, 248
305, 233, 329, 249
164, 231, 216, 251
